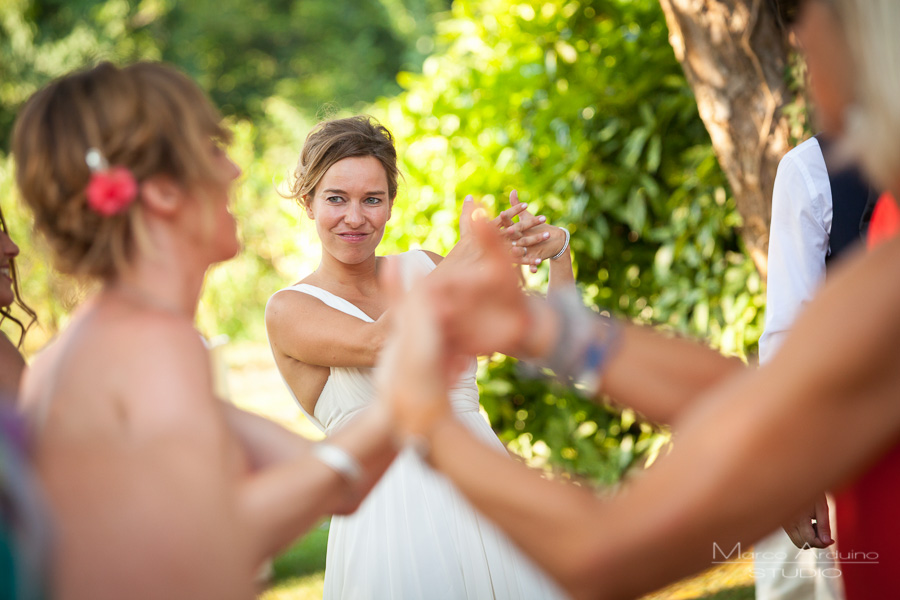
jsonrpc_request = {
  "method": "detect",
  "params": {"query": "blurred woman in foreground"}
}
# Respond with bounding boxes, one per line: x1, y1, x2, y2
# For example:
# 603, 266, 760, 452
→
380, 0, 900, 597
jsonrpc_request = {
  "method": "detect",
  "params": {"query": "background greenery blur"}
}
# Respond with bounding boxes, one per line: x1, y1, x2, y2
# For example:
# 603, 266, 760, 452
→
0, 0, 765, 485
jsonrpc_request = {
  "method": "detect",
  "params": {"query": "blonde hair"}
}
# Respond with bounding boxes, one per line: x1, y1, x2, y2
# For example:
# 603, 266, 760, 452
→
833, 0, 900, 190
289, 116, 399, 208
12, 61, 232, 280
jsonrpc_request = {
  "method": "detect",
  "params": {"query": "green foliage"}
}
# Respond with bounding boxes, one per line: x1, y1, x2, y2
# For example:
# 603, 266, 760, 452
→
371, 0, 765, 483
0, 0, 161, 152
0, 0, 445, 151
0, 0, 766, 486
0, 0, 445, 347
152, 0, 446, 120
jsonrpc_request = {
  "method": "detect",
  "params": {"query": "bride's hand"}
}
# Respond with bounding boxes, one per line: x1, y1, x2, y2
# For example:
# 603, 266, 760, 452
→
499, 190, 570, 272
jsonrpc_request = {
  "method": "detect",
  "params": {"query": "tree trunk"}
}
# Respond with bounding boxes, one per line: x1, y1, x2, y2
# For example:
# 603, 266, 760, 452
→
658, 0, 795, 278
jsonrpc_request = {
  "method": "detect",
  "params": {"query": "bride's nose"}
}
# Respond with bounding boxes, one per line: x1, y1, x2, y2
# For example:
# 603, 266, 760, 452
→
343, 202, 365, 227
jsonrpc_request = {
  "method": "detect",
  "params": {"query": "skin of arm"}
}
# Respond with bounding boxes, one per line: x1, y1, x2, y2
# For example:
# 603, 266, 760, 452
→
136, 322, 395, 567
265, 291, 391, 414
90, 318, 393, 573
547, 246, 575, 295
502, 190, 576, 292
385, 231, 900, 600
232, 402, 396, 561
266, 197, 533, 372
266, 291, 390, 369
425, 215, 744, 424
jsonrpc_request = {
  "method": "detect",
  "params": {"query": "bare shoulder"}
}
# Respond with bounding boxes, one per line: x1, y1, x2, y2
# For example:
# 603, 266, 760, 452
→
265, 287, 334, 338
22, 307, 222, 442
122, 312, 219, 414
266, 287, 317, 320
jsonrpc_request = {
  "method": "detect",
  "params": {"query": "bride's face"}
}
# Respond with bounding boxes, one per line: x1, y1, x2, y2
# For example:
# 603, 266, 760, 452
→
306, 156, 393, 266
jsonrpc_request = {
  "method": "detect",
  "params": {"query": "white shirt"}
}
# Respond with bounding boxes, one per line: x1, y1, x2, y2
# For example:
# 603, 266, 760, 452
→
759, 136, 833, 365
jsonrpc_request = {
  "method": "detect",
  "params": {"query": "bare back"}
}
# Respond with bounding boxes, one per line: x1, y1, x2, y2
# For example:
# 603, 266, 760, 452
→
21, 298, 253, 600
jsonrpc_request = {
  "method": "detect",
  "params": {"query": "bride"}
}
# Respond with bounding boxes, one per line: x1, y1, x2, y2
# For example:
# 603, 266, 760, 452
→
266, 115, 572, 598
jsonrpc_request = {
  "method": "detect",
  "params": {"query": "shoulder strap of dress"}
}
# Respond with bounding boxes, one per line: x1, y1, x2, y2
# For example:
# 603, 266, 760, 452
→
407, 249, 438, 273
272, 284, 373, 323
398, 250, 437, 291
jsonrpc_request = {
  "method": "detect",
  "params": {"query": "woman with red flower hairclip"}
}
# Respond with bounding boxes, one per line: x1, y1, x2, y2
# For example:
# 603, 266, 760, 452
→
11, 62, 396, 600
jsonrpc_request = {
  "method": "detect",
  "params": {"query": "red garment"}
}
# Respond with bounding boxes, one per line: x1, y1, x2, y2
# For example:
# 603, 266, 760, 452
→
835, 192, 900, 598
866, 191, 900, 250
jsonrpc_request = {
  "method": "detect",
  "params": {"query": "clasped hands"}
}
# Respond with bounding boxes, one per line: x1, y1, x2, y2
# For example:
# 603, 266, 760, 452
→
452, 190, 570, 274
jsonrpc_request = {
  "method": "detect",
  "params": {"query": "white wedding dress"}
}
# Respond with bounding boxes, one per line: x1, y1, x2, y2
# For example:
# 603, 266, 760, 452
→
270, 250, 566, 599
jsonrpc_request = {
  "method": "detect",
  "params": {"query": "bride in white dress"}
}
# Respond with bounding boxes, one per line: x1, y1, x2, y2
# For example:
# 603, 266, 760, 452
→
266, 116, 573, 599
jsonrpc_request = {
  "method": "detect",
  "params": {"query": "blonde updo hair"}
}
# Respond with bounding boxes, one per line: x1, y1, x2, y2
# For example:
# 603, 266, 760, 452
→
831, 0, 900, 190
12, 61, 232, 280
289, 116, 399, 208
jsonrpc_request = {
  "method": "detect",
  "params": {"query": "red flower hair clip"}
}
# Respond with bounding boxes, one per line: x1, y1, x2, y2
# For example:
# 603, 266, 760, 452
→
85, 148, 137, 217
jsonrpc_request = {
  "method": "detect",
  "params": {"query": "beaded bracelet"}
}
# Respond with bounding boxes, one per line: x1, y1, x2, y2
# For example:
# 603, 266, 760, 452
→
549, 227, 570, 260
540, 287, 622, 396
312, 443, 363, 485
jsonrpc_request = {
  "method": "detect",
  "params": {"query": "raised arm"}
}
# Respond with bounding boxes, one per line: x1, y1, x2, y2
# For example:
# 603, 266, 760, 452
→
425, 215, 742, 423
145, 325, 396, 566
266, 290, 390, 369
499, 190, 575, 294
227, 402, 396, 562
383, 232, 900, 599
266, 197, 530, 372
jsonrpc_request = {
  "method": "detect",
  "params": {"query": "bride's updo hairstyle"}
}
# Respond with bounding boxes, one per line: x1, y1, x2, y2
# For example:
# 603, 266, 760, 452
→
289, 116, 400, 208
12, 61, 232, 280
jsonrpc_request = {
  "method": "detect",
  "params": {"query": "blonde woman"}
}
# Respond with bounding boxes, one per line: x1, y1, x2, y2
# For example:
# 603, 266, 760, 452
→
381, 0, 900, 598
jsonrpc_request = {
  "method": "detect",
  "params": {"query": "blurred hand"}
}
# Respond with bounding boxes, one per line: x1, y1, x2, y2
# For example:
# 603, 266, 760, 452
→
377, 257, 458, 439
782, 493, 834, 549
457, 192, 567, 271
427, 210, 558, 359
445, 194, 527, 272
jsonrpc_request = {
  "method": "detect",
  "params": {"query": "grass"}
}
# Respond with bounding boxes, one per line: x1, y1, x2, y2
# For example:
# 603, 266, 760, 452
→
224, 342, 755, 599
258, 523, 329, 600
